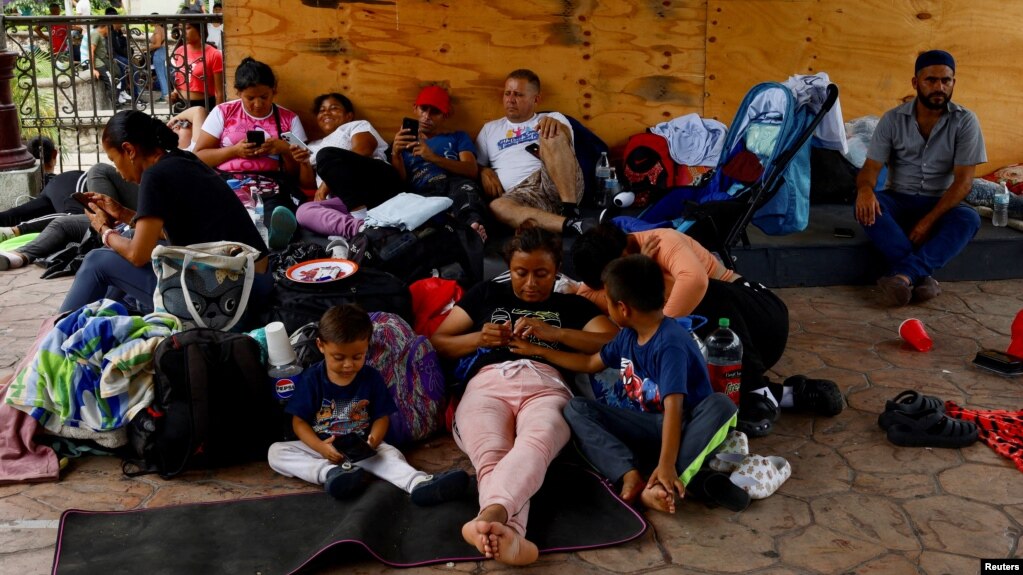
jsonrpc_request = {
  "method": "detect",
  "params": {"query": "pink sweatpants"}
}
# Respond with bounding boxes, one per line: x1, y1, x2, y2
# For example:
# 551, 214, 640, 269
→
453, 359, 572, 536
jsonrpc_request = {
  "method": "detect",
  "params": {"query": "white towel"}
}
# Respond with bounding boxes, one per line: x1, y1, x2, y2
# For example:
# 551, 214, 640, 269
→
364, 193, 453, 231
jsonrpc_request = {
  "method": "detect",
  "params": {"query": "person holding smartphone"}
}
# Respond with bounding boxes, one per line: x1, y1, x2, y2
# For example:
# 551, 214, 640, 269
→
291, 92, 403, 239
390, 85, 488, 242
194, 58, 307, 249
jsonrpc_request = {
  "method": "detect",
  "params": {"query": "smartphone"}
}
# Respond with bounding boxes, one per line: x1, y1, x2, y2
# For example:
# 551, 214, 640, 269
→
246, 130, 265, 146
973, 349, 1023, 376
70, 191, 95, 214
334, 434, 377, 462
281, 131, 309, 151
525, 142, 541, 159
401, 117, 419, 140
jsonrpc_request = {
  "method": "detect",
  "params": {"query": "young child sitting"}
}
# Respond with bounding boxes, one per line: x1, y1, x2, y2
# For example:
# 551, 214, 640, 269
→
268, 304, 469, 503
509, 254, 737, 513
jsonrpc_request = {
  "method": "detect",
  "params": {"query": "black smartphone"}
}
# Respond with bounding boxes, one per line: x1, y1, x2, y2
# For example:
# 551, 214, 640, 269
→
525, 142, 541, 159
973, 349, 1023, 376
401, 117, 419, 140
833, 227, 855, 239
70, 191, 95, 214
246, 130, 265, 146
335, 434, 377, 462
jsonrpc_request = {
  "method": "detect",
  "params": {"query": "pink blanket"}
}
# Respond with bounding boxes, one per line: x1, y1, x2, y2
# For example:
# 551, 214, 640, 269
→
0, 316, 60, 484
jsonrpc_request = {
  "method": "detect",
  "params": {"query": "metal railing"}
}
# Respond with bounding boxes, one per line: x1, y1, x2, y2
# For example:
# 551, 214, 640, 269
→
2, 13, 225, 171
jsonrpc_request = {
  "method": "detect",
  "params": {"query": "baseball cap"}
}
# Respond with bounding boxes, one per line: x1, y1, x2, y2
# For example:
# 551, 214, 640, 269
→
415, 85, 451, 116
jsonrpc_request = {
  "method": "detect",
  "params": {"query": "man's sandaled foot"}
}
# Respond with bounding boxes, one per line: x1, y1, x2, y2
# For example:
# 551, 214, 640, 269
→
640, 483, 676, 514
484, 521, 539, 565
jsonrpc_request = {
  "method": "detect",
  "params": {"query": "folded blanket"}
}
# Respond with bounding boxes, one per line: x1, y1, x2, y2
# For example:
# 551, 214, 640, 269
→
5, 299, 180, 432
364, 192, 452, 231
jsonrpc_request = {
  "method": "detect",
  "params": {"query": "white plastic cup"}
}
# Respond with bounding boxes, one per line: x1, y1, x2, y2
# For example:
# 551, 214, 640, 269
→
266, 321, 298, 366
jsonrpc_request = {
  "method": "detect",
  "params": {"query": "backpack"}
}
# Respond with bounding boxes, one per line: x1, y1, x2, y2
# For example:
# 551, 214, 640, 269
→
366, 312, 446, 446
262, 267, 413, 334
348, 219, 484, 288
623, 132, 710, 208
123, 329, 284, 478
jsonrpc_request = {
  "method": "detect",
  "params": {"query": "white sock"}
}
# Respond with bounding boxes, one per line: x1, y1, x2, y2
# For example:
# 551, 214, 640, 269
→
780, 386, 795, 408
749, 386, 779, 408
0, 251, 25, 269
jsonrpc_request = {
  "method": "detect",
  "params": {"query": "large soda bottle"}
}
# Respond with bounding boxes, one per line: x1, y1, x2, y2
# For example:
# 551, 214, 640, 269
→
993, 182, 1010, 227
595, 152, 611, 206
705, 317, 742, 405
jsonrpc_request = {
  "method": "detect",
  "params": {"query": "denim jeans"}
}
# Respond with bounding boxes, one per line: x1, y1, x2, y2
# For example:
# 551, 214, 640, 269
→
152, 48, 169, 98
860, 191, 980, 284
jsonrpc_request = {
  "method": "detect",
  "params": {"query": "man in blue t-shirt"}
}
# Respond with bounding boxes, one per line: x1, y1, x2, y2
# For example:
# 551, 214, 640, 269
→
391, 85, 487, 241
510, 255, 737, 515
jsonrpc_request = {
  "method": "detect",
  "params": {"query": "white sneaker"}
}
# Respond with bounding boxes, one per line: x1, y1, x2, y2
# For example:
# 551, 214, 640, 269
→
0, 227, 14, 242
118, 91, 131, 103
326, 238, 350, 260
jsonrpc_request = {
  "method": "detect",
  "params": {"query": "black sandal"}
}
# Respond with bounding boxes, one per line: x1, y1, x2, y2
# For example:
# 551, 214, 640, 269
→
885, 408, 978, 448
877, 390, 944, 431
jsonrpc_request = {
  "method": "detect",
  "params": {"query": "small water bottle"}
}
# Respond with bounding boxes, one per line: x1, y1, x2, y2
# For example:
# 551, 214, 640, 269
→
704, 318, 742, 405
265, 322, 303, 406
993, 182, 1010, 227
251, 188, 269, 244
595, 152, 611, 206
603, 167, 621, 209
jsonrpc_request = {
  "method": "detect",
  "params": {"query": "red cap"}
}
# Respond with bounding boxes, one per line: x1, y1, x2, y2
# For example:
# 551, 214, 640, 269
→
415, 85, 451, 116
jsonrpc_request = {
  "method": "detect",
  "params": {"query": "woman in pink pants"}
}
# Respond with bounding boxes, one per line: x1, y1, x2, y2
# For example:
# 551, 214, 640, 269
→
431, 223, 617, 565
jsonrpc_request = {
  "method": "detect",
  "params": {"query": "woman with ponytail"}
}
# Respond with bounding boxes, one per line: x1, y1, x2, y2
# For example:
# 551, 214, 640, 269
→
59, 110, 269, 314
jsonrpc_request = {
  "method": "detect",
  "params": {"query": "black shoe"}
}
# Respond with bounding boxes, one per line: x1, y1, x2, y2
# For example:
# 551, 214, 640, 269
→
784, 375, 844, 416
410, 469, 469, 506
324, 465, 366, 499
563, 217, 596, 237
737, 392, 779, 438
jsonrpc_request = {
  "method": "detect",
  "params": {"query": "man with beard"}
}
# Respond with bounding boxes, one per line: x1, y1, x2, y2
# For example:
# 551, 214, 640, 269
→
855, 50, 985, 306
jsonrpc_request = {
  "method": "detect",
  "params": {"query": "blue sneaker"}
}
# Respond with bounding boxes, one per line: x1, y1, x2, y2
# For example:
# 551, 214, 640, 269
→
268, 206, 297, 251
324, 465, 366, 499
410, 469, 469, 506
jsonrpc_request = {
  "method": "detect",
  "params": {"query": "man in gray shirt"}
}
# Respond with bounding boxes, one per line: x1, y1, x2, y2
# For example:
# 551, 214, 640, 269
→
854, 50, 985, 306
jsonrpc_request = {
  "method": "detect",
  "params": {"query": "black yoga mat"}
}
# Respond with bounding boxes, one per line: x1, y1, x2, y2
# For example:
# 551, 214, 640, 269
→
52, 463, 646, 574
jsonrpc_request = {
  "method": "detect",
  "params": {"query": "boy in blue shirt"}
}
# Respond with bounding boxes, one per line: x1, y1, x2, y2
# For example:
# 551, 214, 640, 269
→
510, 255, 737, 513
268, 304, 468, 503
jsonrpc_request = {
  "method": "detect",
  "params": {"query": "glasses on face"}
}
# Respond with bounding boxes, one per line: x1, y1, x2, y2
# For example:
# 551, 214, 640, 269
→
318, 105, 346, 115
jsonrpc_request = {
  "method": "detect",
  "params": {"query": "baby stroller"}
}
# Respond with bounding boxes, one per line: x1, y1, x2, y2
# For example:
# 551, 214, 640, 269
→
617, 82, 839, 268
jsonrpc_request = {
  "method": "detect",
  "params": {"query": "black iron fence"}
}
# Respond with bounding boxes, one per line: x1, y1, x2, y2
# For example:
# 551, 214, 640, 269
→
2, 13, 225, 171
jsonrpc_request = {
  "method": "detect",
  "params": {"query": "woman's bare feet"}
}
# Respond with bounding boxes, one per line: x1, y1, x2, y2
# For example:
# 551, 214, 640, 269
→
470, 221, 487, 243
620, 469, 644, 503
483, 521, 539, 565
640, 482, 676, 514
461, 504, 507, 556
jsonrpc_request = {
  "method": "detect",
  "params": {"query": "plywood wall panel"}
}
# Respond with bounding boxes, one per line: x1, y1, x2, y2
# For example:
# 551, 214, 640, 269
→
226, 0, 708, 155
227, 0, 1022, 169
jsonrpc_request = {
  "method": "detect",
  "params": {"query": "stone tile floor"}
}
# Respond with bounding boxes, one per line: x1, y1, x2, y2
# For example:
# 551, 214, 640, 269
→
1, 265, 1021, 574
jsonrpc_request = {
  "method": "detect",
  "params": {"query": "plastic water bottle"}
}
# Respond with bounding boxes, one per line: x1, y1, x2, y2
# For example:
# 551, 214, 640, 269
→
251, 189, 269, 244
705, 318, 742, 405
265, 322, 303, 406
603, 167, 621, 209
595, 152, 611, 206
993, 182, 1010, 227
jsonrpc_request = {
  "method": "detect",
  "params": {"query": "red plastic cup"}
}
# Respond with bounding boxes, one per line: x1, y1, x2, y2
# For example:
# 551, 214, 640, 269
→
899, 318, 933, 352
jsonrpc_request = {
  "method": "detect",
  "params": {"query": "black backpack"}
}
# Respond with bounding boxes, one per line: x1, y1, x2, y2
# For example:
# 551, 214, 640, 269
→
348, 219, 484, 288
123, 329, 284, 478
262, 267, 414, 334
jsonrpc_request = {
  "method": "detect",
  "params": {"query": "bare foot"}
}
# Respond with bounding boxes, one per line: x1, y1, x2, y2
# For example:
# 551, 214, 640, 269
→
461, 504, 507, 556
640, 483, 676, 514
471, 221, 487, 243
484, 521, 539, 565
620, 470, 644, 503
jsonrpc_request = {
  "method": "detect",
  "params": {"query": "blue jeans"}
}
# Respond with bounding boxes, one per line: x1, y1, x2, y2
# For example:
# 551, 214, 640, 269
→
152, 48, 169, 98
59, 247, 273, 316
860, 191, 980, 284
